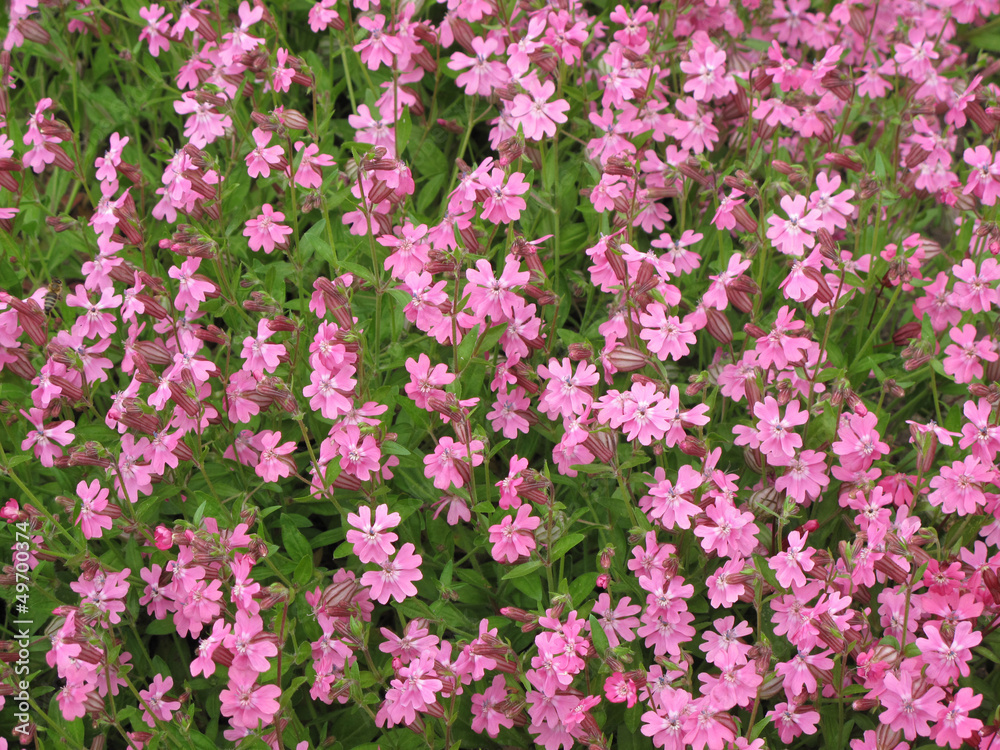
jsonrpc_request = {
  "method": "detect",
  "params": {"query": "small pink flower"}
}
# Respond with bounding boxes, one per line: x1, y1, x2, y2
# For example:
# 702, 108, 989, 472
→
488, 505, 540, 563
139, 674, 180, 727
245, 127, 285, 179
766, 194, 822, 257
361, 542, 423, 604
346, 504, 400, 564
220, 675, 282, 728
478, 168, 529, 224
244, 204, 293, 253
252, 430, 296, 483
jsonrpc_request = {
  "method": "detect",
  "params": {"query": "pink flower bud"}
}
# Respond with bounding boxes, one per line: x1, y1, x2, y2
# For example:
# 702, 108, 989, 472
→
154, 525, 173, 550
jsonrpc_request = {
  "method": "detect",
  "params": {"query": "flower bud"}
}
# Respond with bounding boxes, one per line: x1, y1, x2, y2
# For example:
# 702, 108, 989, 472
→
605, 344, 647, 372
704, 308, 733, 344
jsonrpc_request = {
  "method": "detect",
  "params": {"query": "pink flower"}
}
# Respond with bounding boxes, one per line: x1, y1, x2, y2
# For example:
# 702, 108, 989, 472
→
471, 675, 514, 737
943, 324, 998, 383
604, 672, 638, 707
244, 204, 293, 253
488, 505, 541, 563
361, 542, 423, 604
252, 430, 296, 483
915, 620, 981, 685
448, 36, 508, 96
755, 306, 811, 370
928, 456, 994, 515
346, 504, 400, 564
643, 465, 702, 530
832, 412, 889, 472
951, 258, 1000, 313
592, 594, 641, 648
478, 168, 529, 224
766, 194, 822, 257
21, 408, 74, 467
245, 127, 285, 179
679, 35, 735, 102
464, 256, 529, 323
354, 14, 404, 71
423, 436, 483, 490
292, 141, 335, 188
773, 450, 829, 504
224, 611, 279, 677
693, 498, 758, 558
139, 5, 173, 57
509, 79, 570, 140
808, 172, 855, 231
75, 479, 115, 539
753, 397, 807, 460
879, 670, 947, 740
139, 674, 180, 727
537, 358, 599, 419
333, 425, 382, 481
768, 529, 815, 588
220, 675, 282, 728
930, 688, 983, 749
241, 319, 286, 375
639, 303, 695, 361
767, 702, 820, 743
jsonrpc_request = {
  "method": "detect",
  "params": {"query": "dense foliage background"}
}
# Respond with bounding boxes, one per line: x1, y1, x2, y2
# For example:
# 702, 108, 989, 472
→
2, 0, 1000, 749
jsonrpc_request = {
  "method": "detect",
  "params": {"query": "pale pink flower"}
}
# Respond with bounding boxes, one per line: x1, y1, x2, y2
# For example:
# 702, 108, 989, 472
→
347, 504, 400, 564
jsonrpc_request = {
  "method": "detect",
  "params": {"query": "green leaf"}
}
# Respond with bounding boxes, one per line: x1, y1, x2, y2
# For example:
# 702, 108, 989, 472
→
753, 552, 781, 591
281, 515, 312, 563
589, 614, 610, 654
293, 554, 313, 586
299, 219, 329, 264
397, 107, 413, 155
502, 559, 543, 579
549, 533, 585, 563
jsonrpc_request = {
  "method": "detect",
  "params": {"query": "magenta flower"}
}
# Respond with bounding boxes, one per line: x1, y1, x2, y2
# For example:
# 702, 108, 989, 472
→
252, 430, 296, 483
879, 669, 947, 740
139, 5, 173, 57
766, 194, 822, 257
224, 611, 279, 677
478, 168, 529, 224
245, 127, 285, 179
930, 688, 983, 749
488, 505, 541, 563
361, 542, 423, 604
640, 303, 696, 361
508, 79, 570, 141
139, 674, 180, 727
220, 675, 282, 728
943, 323, 999, 384
75, 478, 115, 539
753, 396, 807, 460
244, 204, 293, 254
471, 675, 514, 738
347, 504, 400, 564
21, 407, 74, 467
